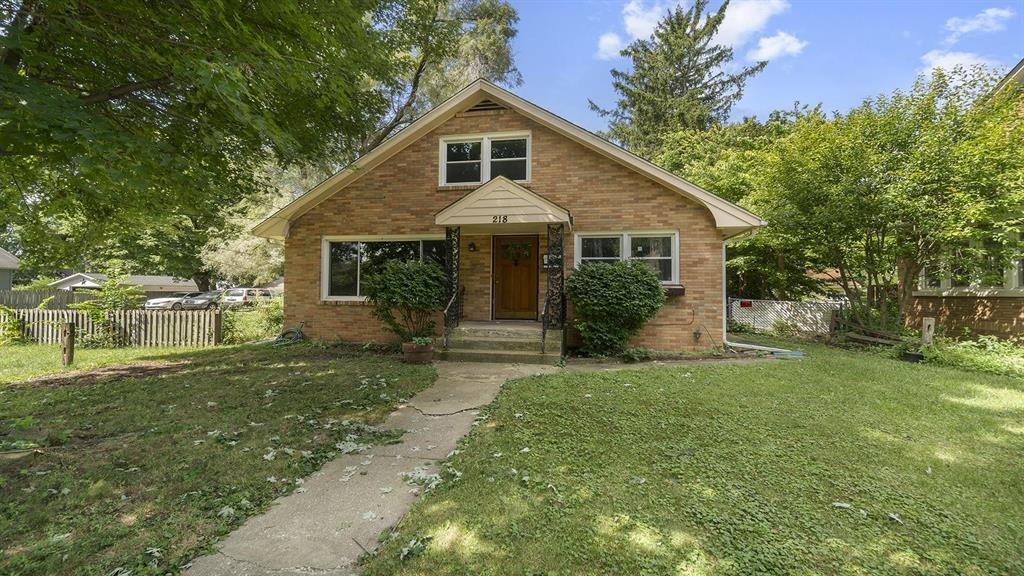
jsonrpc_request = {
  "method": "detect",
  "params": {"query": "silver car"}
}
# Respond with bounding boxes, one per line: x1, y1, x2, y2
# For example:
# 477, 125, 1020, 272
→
221, 288, 274, 308
144, 292, 203, 310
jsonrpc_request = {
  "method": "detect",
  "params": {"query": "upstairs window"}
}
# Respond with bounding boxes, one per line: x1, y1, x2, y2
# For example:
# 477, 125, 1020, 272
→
440, 132, 530, 185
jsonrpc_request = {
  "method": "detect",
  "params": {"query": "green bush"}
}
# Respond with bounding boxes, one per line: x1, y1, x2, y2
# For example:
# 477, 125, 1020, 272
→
0, 304, 23, 345
68, 268, 145, 348
921, 335, 1024, 378
566, 260, 666, 356
362, 260, 446, 341
222, 297, 284, 344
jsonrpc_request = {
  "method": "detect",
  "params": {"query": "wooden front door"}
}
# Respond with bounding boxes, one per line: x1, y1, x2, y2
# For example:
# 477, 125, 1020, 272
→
492, 235, 539, 320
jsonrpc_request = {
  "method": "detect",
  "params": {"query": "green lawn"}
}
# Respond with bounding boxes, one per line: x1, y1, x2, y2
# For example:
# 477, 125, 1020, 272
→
0, 344, 435, 575
362, 340, 1024, 575
0, 345, 204, 384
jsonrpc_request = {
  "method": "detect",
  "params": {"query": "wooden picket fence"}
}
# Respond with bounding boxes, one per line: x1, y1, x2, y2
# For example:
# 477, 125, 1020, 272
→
0, 289, 96, 309
0, 308, 222, 347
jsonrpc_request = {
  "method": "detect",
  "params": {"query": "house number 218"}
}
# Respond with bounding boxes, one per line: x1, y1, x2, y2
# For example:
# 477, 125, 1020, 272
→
492, 215, 508, 223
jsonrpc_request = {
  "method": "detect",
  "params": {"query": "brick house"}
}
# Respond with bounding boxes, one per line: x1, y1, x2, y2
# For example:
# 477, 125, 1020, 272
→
253, 80, 764, 360
905, 58, 1024, 339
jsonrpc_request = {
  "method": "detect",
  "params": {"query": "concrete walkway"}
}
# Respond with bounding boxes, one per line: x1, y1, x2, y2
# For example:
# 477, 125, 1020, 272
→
186, 362, 558, 576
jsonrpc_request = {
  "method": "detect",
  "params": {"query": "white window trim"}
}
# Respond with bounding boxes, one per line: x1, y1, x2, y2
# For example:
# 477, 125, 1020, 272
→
439, 130, 532, 186
916, 234, 1024, 295
574, 230, 681, 285
321, 235, 445, 302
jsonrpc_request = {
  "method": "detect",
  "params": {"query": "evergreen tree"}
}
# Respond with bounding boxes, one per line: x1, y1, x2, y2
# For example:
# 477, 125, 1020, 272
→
591, 0, 766, 157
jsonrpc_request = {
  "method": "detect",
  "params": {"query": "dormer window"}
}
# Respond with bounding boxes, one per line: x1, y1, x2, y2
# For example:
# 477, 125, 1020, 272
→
440, 131, 530, 186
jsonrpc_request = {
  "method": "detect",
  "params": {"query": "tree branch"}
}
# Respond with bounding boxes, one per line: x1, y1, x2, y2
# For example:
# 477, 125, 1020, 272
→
362, 50, 431, 153
79, 76, 172, 105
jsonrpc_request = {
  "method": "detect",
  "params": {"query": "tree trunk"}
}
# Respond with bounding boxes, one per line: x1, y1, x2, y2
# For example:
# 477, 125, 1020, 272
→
896, 257, 922, 327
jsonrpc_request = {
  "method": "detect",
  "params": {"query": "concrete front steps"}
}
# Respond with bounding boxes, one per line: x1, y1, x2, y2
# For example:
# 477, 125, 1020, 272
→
436, 322, 563, 365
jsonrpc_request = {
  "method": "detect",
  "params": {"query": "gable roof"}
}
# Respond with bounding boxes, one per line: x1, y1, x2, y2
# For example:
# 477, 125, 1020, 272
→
49, 273, 199, 292
0, 247, 18, 270
995, 57, 1024, 93
435, 176, 571, 228
253, 80, 766, 240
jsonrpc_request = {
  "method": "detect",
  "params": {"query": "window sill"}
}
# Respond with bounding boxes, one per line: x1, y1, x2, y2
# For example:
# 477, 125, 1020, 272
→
913, 288, 1024, 298
438, 180, 530, 192
321, 298, 372, 306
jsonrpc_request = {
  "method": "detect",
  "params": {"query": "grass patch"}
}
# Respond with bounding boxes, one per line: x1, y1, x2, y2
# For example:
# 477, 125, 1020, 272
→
921, 336, 1024, 379
0, 344, 435, 575
1, 345, 202, 384
362, 340, 1023, 575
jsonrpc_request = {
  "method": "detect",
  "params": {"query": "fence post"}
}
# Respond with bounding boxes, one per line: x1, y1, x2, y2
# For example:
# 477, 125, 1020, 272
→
61, 321, 75, 366
921, 317, 935, 346
213, 310, 223, 345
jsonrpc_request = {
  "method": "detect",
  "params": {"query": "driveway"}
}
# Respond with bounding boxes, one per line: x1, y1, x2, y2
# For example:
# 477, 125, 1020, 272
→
186, 362, 558, 576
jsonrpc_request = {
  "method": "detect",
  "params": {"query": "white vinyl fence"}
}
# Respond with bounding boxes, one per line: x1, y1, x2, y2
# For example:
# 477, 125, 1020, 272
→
0, 309, 222, 347
728, 298, 846, 334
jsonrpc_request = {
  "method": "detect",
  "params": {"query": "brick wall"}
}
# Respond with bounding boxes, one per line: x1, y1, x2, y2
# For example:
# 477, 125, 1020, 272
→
907, 296, 1024, 339
284, 107, 724, 351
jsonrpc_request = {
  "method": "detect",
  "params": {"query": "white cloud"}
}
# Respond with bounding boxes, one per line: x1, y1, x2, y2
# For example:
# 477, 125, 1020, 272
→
717, 0, 790, 48
623, 0, 672, 41
746, 30, 807, 60
920, 49, 996, 72
945, 7, 1015, 44
595, 32, 626, 60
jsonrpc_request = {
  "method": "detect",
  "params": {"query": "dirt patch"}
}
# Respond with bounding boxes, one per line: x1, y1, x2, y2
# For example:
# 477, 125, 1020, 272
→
15, 360, 192, 388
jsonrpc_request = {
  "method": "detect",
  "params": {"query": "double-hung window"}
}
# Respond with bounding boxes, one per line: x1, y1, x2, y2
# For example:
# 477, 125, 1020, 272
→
576, 232, 679, 284
440, 132, 530, 185
322, 237, 446, 300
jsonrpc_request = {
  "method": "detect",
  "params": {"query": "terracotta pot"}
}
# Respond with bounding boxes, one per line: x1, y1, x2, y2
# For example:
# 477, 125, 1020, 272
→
402, 342, 434, 364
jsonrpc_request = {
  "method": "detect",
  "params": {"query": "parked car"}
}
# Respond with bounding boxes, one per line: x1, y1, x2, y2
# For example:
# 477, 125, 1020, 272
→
144, 292, 203, 310
222, 288, 274, 308
180, 291, 224, 310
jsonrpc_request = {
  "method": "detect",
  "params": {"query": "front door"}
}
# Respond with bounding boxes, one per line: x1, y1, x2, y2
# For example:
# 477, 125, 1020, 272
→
492, 235, 539, 320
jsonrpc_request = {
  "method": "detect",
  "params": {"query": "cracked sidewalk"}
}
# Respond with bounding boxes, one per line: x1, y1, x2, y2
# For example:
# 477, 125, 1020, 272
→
185, 362, 558, 576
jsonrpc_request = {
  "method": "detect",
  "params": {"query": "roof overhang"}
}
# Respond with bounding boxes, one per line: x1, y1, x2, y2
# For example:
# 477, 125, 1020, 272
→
435, 177, 571, 230
49, 273, 102, 290
253, 80, 765, 241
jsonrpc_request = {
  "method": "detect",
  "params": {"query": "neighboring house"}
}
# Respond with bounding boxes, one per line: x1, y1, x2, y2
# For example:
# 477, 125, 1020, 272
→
0, 248, 19, 290
49, 273, 199, 300
906, 58, 1024, 338
253, 80, 764, 352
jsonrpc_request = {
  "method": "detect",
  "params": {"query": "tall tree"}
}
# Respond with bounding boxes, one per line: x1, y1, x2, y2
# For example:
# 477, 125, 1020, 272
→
364, 0, 521, 152
591, 0, 766, 157
0, 0, 400, 281
657, 108, 822, 299
749, 67, 1023, 327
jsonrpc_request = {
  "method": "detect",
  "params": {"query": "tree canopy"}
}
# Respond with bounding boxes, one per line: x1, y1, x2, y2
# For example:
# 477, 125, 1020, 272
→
1, 0, 520, 286
591, 0, 765, 157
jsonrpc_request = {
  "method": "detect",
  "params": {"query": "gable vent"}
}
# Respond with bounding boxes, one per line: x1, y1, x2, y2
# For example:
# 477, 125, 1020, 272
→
466, 99, 507, 113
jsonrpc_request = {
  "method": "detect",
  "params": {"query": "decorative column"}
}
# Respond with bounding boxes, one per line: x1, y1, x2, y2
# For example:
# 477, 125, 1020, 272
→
445, 226, 461, 319
546, 223, 565, 327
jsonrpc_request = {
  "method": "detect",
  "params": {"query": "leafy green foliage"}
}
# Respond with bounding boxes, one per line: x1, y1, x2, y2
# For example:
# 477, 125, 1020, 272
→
68, 267, 145, 347
0, 303, 22, 345
913, 335, 1024, 378
222, 298, 285, 345
566, 261, 665, 355
591, 0, 765, 157
656, 109, 824, 299
361, 342, 1024, 575
363, 260, 446, 341
0, 0, 401, 279
0, 344, 435, 574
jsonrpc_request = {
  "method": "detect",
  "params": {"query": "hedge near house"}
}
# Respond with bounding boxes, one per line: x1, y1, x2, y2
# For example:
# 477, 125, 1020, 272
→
566, 260, 666, 355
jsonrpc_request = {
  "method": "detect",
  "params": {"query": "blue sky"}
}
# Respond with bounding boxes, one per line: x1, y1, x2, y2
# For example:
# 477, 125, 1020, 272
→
506, 0, 1024, 132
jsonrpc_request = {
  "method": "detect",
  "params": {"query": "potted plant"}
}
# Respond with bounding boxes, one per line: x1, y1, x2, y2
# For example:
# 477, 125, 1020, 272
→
362, 260, 446, 364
